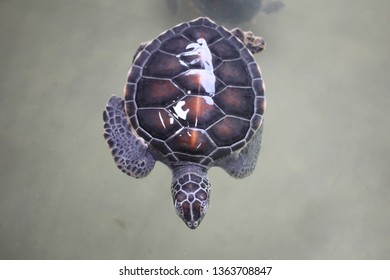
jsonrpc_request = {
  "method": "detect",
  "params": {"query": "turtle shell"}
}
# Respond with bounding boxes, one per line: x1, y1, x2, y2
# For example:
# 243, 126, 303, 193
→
125, 17, 265, 166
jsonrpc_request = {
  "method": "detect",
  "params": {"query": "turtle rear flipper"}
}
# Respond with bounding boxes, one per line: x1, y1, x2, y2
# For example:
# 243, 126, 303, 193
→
230, 28, 266, 55
103, 95, 155, 178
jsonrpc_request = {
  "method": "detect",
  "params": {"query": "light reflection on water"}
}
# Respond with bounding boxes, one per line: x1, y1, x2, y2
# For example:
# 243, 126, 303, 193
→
0, 0, 389, 259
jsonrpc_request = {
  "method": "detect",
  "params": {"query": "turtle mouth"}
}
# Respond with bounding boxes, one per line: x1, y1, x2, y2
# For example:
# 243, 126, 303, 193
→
174, 199, 208, 230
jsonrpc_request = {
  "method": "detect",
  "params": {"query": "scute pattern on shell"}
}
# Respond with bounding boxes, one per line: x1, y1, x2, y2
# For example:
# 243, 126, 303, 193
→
125, 17, 265, 165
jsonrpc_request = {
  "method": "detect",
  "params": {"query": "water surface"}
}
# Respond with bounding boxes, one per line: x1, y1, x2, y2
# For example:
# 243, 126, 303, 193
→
0, 0, 389, 259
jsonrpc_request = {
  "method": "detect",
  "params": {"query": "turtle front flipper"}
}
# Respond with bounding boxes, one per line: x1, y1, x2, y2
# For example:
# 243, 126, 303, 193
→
171, 165, 211, 229
103, 95, 155, 178
216, 125, 263, 178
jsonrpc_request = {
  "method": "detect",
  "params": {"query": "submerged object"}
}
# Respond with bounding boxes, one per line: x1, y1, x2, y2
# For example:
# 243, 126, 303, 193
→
103, 17, 266, 229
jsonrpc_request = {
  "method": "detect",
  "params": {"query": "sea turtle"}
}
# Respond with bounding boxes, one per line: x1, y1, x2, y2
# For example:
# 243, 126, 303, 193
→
103, 17, 266, 229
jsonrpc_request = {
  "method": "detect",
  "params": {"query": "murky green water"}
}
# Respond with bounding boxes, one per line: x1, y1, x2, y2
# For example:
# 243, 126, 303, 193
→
0, 0, 389, 259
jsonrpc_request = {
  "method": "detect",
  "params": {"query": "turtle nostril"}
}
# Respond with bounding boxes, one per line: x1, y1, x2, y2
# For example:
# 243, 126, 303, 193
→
188, 220, 198, 229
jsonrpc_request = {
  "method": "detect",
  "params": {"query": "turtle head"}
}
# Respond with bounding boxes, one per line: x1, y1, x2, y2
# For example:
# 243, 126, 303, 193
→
171, 165, 211, 229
